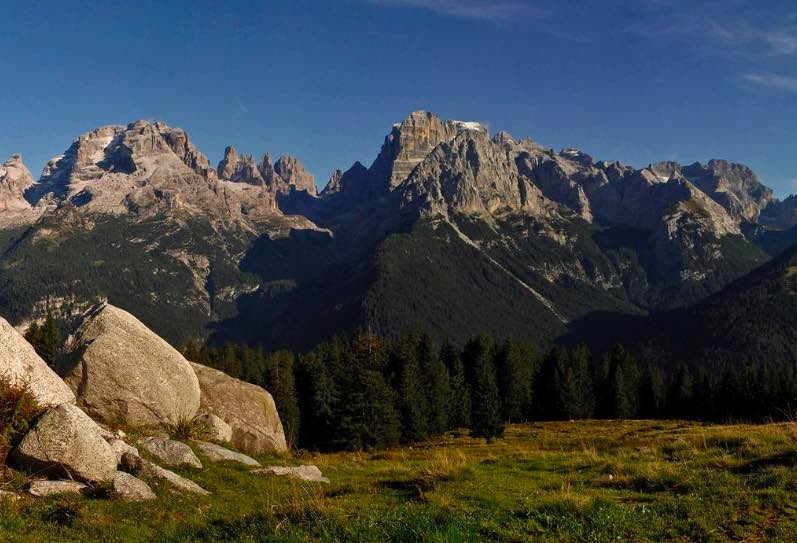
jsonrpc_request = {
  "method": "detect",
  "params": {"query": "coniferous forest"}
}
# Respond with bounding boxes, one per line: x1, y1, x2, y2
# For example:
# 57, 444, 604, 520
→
181, 330, 797, 452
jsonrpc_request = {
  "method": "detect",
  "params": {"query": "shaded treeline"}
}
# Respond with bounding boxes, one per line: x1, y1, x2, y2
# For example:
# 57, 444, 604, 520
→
181, 330, 797, 452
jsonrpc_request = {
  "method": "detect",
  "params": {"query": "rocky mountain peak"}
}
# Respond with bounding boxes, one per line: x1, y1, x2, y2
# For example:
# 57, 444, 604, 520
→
369, 111, 463, 191
217, 146, 264, 185
680, 160, 773, 223
274, 155, 316, 196
0, 154, 35, 213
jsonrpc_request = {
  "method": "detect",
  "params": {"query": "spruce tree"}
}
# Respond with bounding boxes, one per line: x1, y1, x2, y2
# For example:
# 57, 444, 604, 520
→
496, 339, 536, 422
264, 350, 301, 447
25, 310, 60, 369
334, 330, 400, 450
465, 334, 504, 440
393, 335, 430, 442
418, 334, 450, 436
566, 345, 595, 419
639, 364, 665, 418
441, 342, 471, 429
602, 346, 640, 419
666, 363, 694, 419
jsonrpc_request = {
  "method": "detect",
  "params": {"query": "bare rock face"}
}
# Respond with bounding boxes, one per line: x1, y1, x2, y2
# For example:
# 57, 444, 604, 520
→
217, 146, 265, 185
0, 155, 34, 211
761, 195, 797, 230
59, 303, 200, 426
274, 155, 317, 195
400, 128, 554, 219
680, 160, 774, 223
112, 471, 156, 501
0, 315, 75, 407
190, 362, 287, 454
12, 403, 118, 483
31, 121, 277, 220
371, 111, 465, 190
137, 436, 202, 469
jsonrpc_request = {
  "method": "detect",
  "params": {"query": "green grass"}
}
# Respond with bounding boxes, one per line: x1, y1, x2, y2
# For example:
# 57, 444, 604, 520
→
3, 420, 797, 541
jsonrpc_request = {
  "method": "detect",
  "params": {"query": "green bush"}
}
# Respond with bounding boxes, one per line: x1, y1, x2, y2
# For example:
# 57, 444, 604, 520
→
0, 376, 44, 465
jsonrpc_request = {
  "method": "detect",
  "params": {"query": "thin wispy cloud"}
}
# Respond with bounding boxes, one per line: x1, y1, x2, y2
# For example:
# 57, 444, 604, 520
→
364, 0, 531, 22
629, 2, 797, 61
743, 73, 797, 93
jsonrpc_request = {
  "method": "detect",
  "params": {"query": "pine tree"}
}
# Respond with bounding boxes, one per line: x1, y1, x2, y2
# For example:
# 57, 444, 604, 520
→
666, 363, 694, 419
496, 339, 536, 422
535, 347, 568, 419
295, 347, 339, 450
418, 334, 450, 436
393, 335, 430, 442
334, 330, 400, 450
25, 310, 60, 369
441, 342, 471, 429
602, 346, 640, 419
465, 334, 504, 440
264, 350, 301, 447
639, 364, 665, 418
565, 345, 595, 419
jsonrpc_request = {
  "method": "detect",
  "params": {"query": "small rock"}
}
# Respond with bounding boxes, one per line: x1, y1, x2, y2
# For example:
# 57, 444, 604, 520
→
196, 413, 232, 443
137, 436, 202, 469
112, 471, 155, 501
195, 441, 260, 466
28, 480, 87, 497
108, 439, 139, 465
252, 465, 329, 483
12, 404, 118, 483
121, 452, 209, 496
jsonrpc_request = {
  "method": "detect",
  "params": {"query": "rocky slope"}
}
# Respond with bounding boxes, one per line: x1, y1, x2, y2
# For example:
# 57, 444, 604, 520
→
0, 111, 791, 348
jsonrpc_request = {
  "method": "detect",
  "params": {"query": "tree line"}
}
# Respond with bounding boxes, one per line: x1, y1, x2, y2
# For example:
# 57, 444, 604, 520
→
182, 330, 797, 451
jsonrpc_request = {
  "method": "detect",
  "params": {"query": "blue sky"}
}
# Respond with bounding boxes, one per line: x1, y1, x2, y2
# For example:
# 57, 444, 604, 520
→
1, 0, 796, 195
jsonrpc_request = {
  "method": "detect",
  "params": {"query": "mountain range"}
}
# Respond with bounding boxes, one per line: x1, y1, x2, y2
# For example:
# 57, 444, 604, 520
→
2, 111, 795, 354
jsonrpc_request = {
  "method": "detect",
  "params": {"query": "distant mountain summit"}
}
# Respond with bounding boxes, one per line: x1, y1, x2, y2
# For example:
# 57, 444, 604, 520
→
0, 111, 793, 349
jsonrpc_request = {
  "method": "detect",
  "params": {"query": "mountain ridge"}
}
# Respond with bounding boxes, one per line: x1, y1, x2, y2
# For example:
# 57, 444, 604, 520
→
0, 110, 792, 350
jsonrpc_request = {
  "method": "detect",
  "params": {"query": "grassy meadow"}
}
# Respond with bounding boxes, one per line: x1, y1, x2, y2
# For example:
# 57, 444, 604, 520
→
2, 420, 797, 542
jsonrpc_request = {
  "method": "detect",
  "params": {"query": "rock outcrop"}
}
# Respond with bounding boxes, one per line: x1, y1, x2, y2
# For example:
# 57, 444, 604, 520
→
0, 316, 75, 407
12, 403, 118, 483
30, 121, 278, 220
190, 362, 287, 454
274, 155, 317, 195
59, 303, 200, 426
0, 155, 34, 211
217, 146, 265, 185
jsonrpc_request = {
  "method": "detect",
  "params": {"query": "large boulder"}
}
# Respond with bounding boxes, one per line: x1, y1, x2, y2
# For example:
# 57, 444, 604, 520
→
190, 362, 287, 454
0, 316, 74, 407
59, 303, 200, 426
12, 403, 117, 483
